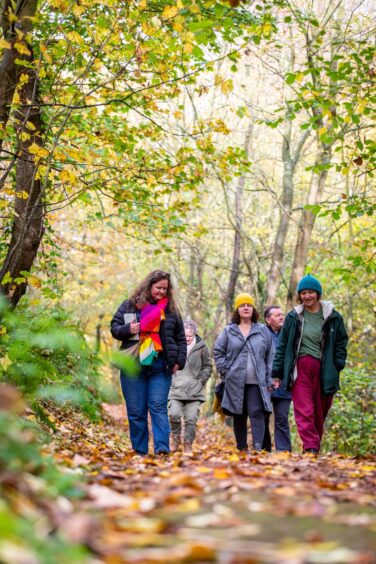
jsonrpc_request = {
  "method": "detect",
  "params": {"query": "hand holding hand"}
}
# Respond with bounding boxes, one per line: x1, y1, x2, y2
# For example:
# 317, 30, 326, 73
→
273, 378, 281, 389
130, 321, 140, 335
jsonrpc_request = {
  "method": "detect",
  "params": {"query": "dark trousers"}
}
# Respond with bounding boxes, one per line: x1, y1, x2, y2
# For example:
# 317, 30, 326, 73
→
262, 397, 292, 452
233, 384, 268, 450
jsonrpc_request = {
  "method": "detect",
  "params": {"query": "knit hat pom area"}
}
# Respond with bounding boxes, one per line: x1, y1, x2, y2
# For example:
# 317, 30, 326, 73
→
234, 293, 255, 310
297, 274, 323, 295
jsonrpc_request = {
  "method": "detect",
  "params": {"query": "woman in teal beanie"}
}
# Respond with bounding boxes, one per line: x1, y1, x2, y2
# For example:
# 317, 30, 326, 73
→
271, 274, 348, 454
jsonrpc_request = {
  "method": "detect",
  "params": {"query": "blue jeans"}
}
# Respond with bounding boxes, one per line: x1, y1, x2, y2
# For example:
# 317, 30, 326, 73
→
120, 356, 172, 455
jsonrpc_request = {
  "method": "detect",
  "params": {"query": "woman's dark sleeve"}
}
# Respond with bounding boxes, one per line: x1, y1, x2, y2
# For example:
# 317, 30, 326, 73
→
271, 318, 290, 380
199, 344, 212, 384
175, 315, 187, 369
334, 315, 349, 372
110, 300, 133, 342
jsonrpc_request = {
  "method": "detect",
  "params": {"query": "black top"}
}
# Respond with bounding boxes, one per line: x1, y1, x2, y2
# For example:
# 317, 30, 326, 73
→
110, 299, 187, 371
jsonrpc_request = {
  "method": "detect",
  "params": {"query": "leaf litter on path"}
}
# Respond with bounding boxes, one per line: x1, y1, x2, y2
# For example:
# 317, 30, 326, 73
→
42, 403, 376, 562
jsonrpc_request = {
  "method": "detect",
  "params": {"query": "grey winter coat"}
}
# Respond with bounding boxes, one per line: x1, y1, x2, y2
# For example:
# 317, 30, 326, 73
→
169, 337, 212, 402
213, 323, 274, 415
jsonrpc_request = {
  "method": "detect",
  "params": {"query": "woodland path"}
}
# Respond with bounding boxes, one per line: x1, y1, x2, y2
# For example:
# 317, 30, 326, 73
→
47, 404, 376, 564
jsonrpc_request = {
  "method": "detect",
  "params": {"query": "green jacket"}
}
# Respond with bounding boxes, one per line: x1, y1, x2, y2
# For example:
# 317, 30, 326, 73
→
272, 301, 348, 396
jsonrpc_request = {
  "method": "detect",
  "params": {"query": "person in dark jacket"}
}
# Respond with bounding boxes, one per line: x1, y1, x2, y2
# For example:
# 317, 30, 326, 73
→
168, 320, 212, 455
214, 293, 274, 452
272, 274, 348, 455
110, 270, 187, 456
262, 305, 292, 452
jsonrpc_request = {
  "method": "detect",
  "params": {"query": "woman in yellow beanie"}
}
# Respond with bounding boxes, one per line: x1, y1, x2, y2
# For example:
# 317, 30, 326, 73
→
214, 293, 274, 451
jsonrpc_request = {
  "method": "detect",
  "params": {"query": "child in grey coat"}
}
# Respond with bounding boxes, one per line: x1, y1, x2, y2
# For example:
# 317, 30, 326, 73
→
168, 320, 212, 454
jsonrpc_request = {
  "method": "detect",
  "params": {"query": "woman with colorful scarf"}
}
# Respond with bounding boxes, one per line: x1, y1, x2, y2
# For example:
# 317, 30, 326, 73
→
111, 270, 187, 456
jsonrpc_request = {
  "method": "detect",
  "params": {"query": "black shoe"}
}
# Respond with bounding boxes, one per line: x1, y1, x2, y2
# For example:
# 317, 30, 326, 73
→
303, 448, 319, 455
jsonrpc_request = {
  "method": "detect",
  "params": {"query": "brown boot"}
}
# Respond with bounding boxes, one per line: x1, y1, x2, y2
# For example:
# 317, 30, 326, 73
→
183, 442, 193, 455
170, 434, 181, 453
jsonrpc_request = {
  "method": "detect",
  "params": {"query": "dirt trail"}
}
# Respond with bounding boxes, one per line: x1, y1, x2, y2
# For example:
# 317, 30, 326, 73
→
49, 404, 376, 563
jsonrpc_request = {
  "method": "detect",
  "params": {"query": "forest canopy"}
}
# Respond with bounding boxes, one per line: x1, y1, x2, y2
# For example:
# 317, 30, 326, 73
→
0, 0, 375, 404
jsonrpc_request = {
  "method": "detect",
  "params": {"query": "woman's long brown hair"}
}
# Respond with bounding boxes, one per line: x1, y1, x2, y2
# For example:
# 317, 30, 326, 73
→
129, 270, 179, 313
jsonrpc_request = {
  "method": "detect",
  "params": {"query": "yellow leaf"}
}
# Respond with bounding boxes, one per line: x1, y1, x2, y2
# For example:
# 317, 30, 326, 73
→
173, 20, 184, 33
0, 200, 8, 209
59, 169, 78, 184
28, 276, 41, 288
0, 355, 12, 370
16, 191, 29, 199
295, 72, 304, 83
183, 42, 193, 54
344, 115, 351, 124
12, 91, 20, 105
213, 468, 231, 480
196, 466, 211, 473
50, 0, 69, 11
341, 166, 349, 175
28, 143, 49, 158
356, 99, 368, 113
66, 31, 83, 44
141, 21, 156, 35
72, 4, 85, 16
93, 58, 102, 71
318, 126, 327, 136
19, 73, 29, 84
20, 131, 31, 141
14, 42, 31, 56
220, 79, 233, 95
360, 465, 375, 472
228, 454, 240, 462
189, 4, 200, 13
0, 38, 11, 49
176, 498, 200, 512
139, 0, 147, 7
261, 22, 272, 35
42, 50, 52, 64
162, 5, 179, 18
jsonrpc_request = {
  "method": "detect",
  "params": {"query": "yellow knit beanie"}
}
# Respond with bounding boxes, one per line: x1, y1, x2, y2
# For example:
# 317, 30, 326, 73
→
234, 293, 255, 311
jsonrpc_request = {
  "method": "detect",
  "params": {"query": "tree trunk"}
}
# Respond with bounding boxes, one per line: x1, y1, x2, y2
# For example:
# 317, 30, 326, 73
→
286, 143, 331, 308
266, 120, 294, 305
224, 122, 253, 317
0, 0, 38, 154
286, 22, 338, 309
0, 0, 43, 307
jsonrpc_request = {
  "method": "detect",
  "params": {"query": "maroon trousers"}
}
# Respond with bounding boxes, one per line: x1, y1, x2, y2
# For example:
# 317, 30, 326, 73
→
292, 355, 333, 452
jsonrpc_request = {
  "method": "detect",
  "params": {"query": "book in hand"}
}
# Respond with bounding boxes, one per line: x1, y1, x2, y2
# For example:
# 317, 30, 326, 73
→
123, 313, 139, 341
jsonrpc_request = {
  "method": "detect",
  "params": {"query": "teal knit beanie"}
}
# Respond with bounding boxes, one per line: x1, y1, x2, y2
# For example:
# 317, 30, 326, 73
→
297, 274, 323, 295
